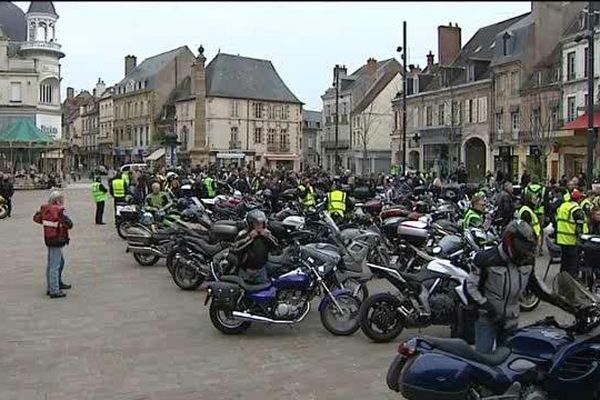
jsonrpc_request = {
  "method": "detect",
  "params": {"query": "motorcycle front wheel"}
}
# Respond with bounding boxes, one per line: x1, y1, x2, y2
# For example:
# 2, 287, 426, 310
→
0, 205, 7, 219
172, 257, 205, 290
320, 293, 361, 336
209, 303, 251, 335
133, 252, 160, 266
359, 292, 405, 342
519, 290, 540, 312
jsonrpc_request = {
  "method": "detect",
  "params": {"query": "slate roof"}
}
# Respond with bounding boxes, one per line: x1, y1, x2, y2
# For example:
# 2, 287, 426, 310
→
27, 1, 58, 16
562, 2, 600, 38
352, 62, 401, 114
303, 110, 322, 123
205, 53, 302, 104
0, 2, 27, 41
490, 13, 534, 67
117, 46, 192, 90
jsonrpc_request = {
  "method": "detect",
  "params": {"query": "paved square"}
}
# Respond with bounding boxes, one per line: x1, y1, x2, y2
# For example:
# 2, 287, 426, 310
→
0, 184, 570, 400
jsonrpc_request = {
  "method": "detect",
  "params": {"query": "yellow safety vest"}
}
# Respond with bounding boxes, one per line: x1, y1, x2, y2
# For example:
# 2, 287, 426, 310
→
518, 205, 541, 238
462, 208, 483, 229
525, 184, 545, 215
556, 201, 581, 246
92, 182, 107, 203
328, 190, 346, 217
299, 185, 315, 207
112, 178, 126, 198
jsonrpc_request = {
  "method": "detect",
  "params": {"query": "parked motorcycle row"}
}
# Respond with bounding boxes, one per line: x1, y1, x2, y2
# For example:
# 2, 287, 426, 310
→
113, 180, 600, 399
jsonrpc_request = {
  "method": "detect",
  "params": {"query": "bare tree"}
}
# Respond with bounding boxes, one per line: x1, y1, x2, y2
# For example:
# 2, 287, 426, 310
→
352, 102, 391, 175
521, 92, 556, 180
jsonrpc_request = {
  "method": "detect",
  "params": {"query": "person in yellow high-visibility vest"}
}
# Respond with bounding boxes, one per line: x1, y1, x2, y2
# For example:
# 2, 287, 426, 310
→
91, 176, 108, 225
555, 189, 587, 277
109, 172, 127, 225
298, 178, 316, 209
518, 190, 541, 240
327, 181, 348, 220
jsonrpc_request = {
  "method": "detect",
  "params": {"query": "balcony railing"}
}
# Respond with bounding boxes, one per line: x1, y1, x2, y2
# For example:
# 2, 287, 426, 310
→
229, 140, 241, 149
322, 139, 350, 149
20, 41, 63, 53
267, 142, 291, 152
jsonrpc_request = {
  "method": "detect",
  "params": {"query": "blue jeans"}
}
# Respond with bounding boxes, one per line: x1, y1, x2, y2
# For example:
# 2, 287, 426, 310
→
46, 246, 65, 294
475, 317, 497, 354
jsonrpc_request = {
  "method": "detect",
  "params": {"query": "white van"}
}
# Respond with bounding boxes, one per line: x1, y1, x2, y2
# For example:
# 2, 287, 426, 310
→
120, 163, 148, 173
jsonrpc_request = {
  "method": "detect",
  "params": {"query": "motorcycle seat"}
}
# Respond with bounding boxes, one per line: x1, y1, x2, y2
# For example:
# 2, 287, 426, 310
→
220, 275, 271, 292
421, 336, 510, 366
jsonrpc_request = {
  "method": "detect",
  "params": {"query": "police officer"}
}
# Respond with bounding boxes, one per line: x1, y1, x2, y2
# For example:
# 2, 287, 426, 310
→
109, 172, 127, 225
555, 189, 587, 278
202, 174, 217, 198
463, 192, 486, 229
298, 178, 316, 209
518, 190, 541, 239
91, 176, 108, 225
327, 180, 350, 220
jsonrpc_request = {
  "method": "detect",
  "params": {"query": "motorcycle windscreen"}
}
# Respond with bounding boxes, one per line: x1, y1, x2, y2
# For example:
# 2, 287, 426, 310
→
552, 271, 597, 308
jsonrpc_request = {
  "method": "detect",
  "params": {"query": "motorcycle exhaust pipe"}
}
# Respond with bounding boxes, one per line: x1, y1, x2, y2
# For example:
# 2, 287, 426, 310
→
126, 245, 165, 258
231, 303, 311, 324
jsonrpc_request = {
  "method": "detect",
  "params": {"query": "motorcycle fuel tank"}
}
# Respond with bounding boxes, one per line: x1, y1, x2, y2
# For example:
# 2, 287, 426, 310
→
400, 353, 471, 400
398, 220, 429, 246
506, 327, 571, 361
273, 268, 312, 290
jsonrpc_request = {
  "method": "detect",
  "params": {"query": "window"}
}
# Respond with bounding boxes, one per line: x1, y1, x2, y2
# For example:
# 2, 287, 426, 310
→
394, 111, 399, 130
467, 63, 475, 82
253, 102, 263, 118
496, 74, 504, 94
426, 106, 433, 126
468, 99, 474, 123
145, 126, 149, 145
342, 102, 347, 116
267, 129, 276, 145
282, 105, 289, 120
438, 104, 445, 126
230, 127, 239, 141
496, 112, 504, 139
551, 109, 559, 130
452, 102, 462, 125
39, 83, 52, 104
567, 51, 576, 80
230, 100, 239, 118
511, 112, 520, 139
511, 71, 520, 96
10, 82, 21, 102
584, 47, 589, 78
280, 129, 289, 149
567, 96, 577, 121
254, 128, 262, 144
585, 93, 589, 108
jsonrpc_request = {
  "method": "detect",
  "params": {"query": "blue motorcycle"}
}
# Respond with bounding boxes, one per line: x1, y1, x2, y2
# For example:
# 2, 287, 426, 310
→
387, 271, 600, 400
205, 242, 361, 336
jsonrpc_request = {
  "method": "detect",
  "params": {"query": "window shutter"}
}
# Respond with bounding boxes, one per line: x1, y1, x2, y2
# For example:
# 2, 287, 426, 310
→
477, 97, 487, 123
465, 100, 470, 124
445, 103, 451, 125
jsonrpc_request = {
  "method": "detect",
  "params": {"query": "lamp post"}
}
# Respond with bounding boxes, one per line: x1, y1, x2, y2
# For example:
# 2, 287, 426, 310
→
575, 1, 598, 189
333, 64, 340, 173
397, 21, 407, 176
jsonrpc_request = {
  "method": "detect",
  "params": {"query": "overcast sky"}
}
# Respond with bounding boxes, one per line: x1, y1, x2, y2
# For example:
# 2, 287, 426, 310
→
15, 1, 531, 110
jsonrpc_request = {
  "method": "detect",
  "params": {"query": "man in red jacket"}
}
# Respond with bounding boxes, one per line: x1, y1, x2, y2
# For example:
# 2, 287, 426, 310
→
33, 190, 74, 298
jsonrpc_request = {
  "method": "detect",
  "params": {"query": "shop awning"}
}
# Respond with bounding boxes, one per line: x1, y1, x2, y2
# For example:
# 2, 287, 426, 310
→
0, 119, 53, 143
144, 148, 165, 162
562, 111, 600, 131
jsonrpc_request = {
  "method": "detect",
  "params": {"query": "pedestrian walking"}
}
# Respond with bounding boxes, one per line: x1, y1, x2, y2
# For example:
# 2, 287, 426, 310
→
33, 190, 74, 299
0, 173, 14, 217
91, 176, 108, 225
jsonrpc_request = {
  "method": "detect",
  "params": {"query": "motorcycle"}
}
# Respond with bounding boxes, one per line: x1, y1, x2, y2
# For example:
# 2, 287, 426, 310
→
0, 195, 7, 219
387, 271, 600, 400
204, 239, 361, 336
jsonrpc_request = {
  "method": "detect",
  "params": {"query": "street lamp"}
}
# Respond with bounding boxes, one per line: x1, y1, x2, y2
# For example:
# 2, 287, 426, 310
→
333, 64, 340, 173
397, 21, 407, 176
575, 1, 599, 189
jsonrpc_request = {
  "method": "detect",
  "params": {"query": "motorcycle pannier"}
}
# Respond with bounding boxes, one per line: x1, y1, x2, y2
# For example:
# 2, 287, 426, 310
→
397, 220, 428, 246
209, 282, 243, 310
400, 353, 470, 400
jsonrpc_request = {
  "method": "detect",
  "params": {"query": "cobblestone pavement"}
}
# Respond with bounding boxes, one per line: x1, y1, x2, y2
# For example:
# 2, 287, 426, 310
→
0, 185, 571, 400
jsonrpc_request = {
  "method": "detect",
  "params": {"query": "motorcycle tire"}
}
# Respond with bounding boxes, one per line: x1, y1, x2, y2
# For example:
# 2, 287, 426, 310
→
116, 220, 132, 240
209, 303, 251, 335
320, 293, 361, 336
359, 292, 405, 343
519, 290, 541, 312
0, 206, 7, 220
172, 257, 205, 291
133, 252, 160, 267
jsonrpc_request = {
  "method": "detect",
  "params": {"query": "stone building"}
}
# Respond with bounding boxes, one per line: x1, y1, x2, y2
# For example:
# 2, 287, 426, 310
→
0, 1, 65, 172
98, 83, 115, 168
302, 110, 323, 169
62, 89, 94, 170
113, 46, 194, 165
173, 49, 304, 170
321, 58, 401, 174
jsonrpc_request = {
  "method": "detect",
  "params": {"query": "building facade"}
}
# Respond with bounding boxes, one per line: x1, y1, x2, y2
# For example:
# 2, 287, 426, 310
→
0, 1, 65, 172
302, 110, 322, 169
173, 50, 304, 170
98, 83, 115, 168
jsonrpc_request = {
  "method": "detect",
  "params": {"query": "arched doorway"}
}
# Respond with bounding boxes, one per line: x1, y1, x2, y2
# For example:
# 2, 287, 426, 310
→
408, 150, 420, 171
464, 137, 486, 183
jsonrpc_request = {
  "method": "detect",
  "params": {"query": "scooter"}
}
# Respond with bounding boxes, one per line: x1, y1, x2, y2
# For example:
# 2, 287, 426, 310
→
387, 271, 600, 400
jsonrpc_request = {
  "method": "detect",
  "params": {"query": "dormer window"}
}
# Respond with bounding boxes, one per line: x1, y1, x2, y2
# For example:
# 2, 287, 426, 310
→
467, 63, 475, 82
502, 32, 511, 56
474, 45, 482, 53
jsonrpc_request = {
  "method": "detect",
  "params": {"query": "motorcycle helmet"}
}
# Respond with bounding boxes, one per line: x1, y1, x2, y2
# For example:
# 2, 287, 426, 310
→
140, 211, 154, 226
166, 171, 178, 182
246, 209, 268, 230
262, 188, 273, 199
502, 220, 537, 265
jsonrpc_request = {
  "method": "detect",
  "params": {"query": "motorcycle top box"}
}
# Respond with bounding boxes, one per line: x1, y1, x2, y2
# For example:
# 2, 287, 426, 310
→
397, 220, 428, 246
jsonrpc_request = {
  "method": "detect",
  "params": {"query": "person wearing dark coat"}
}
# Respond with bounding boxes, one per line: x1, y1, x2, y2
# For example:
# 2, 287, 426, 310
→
494, 181, 515, 229
0, 173, 15, 217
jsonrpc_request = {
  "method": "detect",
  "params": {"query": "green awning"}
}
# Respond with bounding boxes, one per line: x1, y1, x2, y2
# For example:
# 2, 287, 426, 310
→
0, 119, 53, 143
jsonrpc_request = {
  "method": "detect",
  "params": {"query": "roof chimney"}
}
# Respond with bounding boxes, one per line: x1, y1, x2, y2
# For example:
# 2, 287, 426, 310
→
67, 87, 74, 99
438, 22, 461, 66
426, 51, 434, 69
125, 55, 137, 77
366, 57, 377, 75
